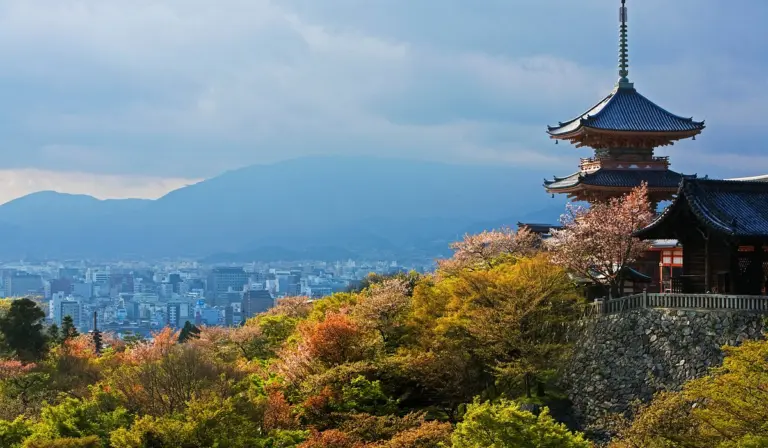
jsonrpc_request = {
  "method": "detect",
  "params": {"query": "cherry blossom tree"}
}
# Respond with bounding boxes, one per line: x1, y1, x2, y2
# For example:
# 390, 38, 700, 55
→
352, 278, 411, 346
547, 183, 654, 298
438, 227, 541, 273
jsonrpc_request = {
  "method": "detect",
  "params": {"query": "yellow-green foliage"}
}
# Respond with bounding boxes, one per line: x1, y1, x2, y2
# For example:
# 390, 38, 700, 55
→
452, 399, 591, 448
0, 247, 608, 446
0, 299, 13, 316
611, 339, 768, 448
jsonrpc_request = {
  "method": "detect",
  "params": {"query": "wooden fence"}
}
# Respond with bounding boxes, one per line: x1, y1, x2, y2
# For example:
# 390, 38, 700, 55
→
587, 291, 768, 316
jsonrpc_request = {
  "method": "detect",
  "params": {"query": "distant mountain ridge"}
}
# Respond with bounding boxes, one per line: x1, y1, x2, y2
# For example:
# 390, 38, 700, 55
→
0, 156, 565, 261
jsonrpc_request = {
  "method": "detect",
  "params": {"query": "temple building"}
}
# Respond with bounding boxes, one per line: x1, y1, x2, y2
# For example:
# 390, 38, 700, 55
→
543, 0, 705, 205
636, 179, 768, 295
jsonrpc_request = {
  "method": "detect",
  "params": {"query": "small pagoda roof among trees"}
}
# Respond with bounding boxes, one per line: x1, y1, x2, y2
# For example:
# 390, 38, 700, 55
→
547, 85, 705, 141
638, 178, 768, 239
516, 222, 563, 235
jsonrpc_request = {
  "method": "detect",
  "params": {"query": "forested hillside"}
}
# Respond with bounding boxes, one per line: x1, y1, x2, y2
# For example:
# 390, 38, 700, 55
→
0, 225, 766, 447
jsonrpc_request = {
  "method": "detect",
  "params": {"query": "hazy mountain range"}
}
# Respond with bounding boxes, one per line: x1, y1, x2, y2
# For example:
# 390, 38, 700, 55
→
0, 157, 566, 262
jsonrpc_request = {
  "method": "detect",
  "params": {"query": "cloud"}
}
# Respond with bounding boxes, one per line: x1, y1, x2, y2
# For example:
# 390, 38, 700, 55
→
0, 0, 765, 200
0, 169, 201, 205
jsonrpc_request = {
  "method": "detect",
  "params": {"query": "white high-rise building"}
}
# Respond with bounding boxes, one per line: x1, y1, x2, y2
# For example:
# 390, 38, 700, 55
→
87, 268, 110, 284
54, 298, 82, 328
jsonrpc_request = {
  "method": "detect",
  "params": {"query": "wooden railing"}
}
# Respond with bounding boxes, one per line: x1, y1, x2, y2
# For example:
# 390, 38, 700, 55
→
588, 292, 768, 316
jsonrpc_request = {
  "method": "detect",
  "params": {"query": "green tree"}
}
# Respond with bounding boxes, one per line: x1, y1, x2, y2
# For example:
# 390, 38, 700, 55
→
177, 321, 200, 343
1, 371, 51, 417
0, 417, 32, 448
47, 324, 61, 345
335, 376, 397, 416
452, 399, 591, 448
23, 394, 132, 446
410, 256, 582, 403
121, 332, 144, 347
247, 313, 301, 359
0, 298, 48, 361
355, 271, 422, 296
25, 436, 101, 448
61, 316, 79, 341
110, 394, 305, 448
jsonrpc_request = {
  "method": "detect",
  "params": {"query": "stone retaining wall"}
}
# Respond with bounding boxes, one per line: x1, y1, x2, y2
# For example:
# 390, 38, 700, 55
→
566, 309, 765, 426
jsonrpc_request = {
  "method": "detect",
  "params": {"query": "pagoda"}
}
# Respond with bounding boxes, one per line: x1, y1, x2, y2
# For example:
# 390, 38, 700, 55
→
544, 0, 705, 205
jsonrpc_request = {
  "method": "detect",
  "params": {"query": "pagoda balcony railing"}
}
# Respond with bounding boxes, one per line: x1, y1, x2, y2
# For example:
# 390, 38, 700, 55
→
586, 291, 768, 316
580, 156, 669, 164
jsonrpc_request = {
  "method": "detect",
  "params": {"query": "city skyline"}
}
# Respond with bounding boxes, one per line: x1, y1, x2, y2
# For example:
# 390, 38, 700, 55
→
1, 257, 426, 334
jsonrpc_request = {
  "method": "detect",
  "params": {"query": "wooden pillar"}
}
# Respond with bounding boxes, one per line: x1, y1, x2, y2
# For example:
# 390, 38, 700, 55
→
763, 241, 768, 295
729, 241, 738, 295
704, 228, 710, 292
752, 244, 764, 295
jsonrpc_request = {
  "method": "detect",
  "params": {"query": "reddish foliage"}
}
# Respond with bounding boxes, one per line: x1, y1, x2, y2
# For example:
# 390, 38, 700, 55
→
264, 389, 296, 430
378, 420, 453, 447
300, 429, 356, 448
61, 335, 98, 359
123, 327, 179, 364
301, 313, 366, 366
0, 359, 36, 380
299, 386, 336, 425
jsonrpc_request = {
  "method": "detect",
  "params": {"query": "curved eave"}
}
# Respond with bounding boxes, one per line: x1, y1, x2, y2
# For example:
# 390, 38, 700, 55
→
544, 184, 583, 194
547, 125, 705, 140
547, 91, 616, 135
546, 183, 680, 194
547, 84, 706, 138
680, 181, 736, 236
636, 179, 736, 240
635, 194, 683, 239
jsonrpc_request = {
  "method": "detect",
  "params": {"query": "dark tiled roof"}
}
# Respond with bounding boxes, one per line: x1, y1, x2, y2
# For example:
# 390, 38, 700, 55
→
728, 174, 768, 182
517, 222, 563, 234
639, 179, 768, 238
548, 85, 705, 136
623, 267, 652, 283
544, 169, 686, 190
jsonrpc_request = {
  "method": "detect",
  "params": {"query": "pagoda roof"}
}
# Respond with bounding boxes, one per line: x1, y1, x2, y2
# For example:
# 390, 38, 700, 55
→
544, 169, 688, 191
638, 178, 768, 239
517, 222, 563, 234
547, 84, 705, 137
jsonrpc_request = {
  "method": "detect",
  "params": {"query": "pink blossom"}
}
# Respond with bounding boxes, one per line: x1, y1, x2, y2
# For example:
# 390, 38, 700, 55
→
547, 183, 654, 297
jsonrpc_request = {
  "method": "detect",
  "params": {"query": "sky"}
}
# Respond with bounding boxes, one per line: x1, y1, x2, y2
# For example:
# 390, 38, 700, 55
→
0, 0, 766, 204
